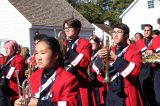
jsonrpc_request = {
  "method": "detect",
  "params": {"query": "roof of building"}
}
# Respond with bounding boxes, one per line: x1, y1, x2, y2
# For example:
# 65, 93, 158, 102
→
9, 0, 93, 28
95, 24, 112, 35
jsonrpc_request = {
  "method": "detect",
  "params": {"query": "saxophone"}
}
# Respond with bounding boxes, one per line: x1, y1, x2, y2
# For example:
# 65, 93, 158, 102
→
103, 35, 110, 82
142, 53, 160, 63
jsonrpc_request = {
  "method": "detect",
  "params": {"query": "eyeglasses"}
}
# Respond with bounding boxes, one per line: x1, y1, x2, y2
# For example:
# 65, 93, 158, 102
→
64, 27, 73, 31
110, 31, 124, 35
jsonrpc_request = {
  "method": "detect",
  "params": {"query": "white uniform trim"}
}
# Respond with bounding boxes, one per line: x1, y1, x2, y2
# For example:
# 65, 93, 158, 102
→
58, 101, 67, 106
117, 46, 129, 57
26, 57, 31, 64
33, 72, 56, 99
121, 62, 135, 77
41, 92, 53, 101
5, 56, 15, 66
141, 46, 147, 56
92, 63, 100, 75
91, 52, 98, 61
6, 67, 15, 79
71, 53, 84, 67
71, 39, 79, 49
5, 56, 16, 79
148, 40, 152, 47
156, 47, 160, 53
110, 62, 135, 82
109, 61, 114, 66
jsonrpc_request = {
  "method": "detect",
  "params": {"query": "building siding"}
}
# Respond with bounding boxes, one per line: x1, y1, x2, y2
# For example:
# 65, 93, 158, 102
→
121, 0, 160, 38
0, 0, 31, 54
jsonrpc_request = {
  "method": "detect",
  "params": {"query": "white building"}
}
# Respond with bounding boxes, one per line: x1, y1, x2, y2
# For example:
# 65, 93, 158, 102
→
120, 0, 160, 38
92, 23, 112, 44
0, 0, 94, 54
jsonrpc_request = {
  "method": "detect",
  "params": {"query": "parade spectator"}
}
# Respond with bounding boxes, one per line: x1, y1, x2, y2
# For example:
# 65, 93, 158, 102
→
0, 40, 25, 106
14, 36, 79, 106
63, 18, 96, 106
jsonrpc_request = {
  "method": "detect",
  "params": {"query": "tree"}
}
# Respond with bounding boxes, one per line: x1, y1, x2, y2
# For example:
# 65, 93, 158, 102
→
76, 3, 104, 23
66, 0, 77, 7
101, 10, 121, 26
66, 0, 134, 26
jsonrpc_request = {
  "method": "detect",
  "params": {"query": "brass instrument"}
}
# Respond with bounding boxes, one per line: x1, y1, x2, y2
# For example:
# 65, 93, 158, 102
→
142, 53, 160, 63
15, 70, 32, 106
27, 60, 36, 78
103, 35, 110, 82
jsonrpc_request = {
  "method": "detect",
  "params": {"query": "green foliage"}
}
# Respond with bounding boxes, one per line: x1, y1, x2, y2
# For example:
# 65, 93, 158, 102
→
101, 10, 122, 26
75, 3, 104, 23
108, 0, 134, 12
66, 0, 134, 26
66, 0, 77, 7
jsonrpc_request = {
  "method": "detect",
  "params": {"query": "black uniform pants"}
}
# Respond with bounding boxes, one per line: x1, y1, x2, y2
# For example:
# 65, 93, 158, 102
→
154, 71, 160, 106
0, 88, 11, 106
139, 64, 156, 106
105, 90, 125, 106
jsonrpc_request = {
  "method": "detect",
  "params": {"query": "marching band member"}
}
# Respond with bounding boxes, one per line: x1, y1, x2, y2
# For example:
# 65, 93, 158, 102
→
89, 34, 107, 106
25, 34, 47, 78
134, 32, 143, 42
14, 36, 79, 106
146, 35, 160, 105
63, 18, 96, 106
0, 40, 25, 106
135, 24, 156, 105
99, 23, 143, 106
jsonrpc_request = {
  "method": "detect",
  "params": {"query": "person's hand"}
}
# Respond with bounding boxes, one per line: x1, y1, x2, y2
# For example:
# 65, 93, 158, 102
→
145, 50, 153, 56
110, 51, 117, 61
98, 48, 108, 58
14, 96, 23, 106
28, 97, 38, 106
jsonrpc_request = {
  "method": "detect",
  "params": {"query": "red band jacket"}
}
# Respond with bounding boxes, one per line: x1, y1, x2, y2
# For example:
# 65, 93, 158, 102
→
0, 54, 25, 104
29, 67, 79, 106
106, 44, 143, 106
63, 38, 96, 106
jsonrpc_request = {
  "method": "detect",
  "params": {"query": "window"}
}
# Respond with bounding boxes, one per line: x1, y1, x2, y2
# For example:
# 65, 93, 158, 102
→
147, 0, 154, 9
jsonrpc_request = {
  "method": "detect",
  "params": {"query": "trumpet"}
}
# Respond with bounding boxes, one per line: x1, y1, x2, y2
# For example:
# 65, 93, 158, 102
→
142, 53, 160, 63
103, 35, 110, 82
15, 70, 32, 106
